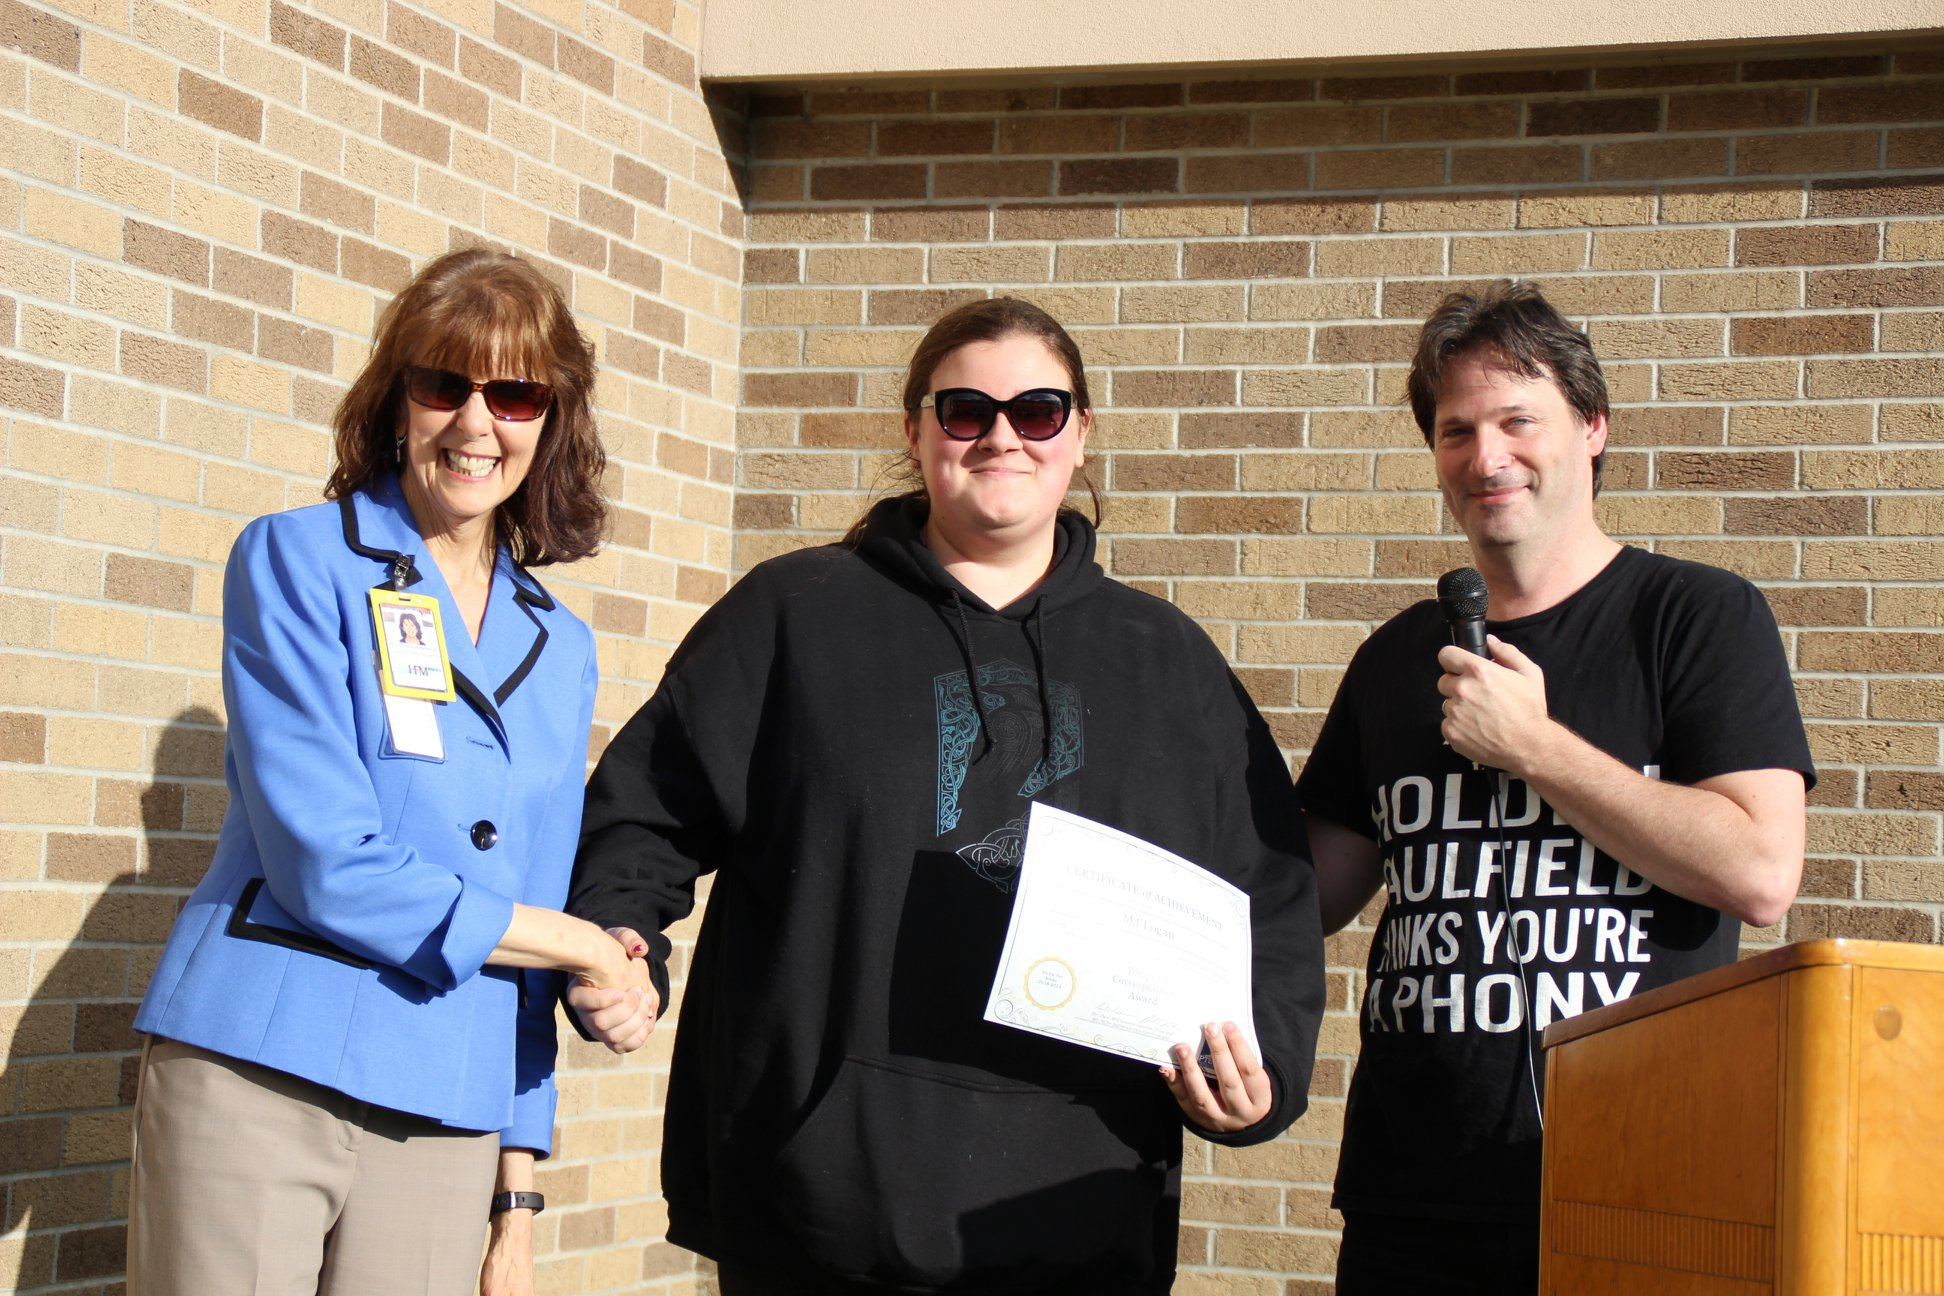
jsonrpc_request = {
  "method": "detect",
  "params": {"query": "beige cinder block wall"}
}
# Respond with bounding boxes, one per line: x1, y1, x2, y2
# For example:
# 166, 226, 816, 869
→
0, 0, 740, 1288
733, 49, 1944, 1292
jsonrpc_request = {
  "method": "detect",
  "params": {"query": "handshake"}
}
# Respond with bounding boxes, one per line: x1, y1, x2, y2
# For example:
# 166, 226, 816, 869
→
567, 926, 659, 1054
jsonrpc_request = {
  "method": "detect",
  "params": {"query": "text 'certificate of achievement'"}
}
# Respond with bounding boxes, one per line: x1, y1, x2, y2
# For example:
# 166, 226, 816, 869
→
983, 803, 1258, 1067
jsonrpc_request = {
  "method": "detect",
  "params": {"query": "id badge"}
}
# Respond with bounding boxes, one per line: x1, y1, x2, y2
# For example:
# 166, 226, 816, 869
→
383, 692, 446, 761
369, 590, 457, 702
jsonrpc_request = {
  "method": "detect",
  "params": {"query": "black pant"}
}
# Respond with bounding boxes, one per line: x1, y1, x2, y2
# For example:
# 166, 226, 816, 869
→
1335, 1211, 1540, 1296
716, 1257, 1161, 1296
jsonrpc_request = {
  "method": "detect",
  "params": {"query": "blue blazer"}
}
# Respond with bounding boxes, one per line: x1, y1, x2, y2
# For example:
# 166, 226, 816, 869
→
136, 477, 598, 1151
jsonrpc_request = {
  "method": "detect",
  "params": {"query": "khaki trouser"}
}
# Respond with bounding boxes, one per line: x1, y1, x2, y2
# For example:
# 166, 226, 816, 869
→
128, 1036, 498, 1296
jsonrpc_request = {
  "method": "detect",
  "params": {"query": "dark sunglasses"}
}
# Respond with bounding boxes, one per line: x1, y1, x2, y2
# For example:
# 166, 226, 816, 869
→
926, 387, 1075, 441
403, 366, 554, 422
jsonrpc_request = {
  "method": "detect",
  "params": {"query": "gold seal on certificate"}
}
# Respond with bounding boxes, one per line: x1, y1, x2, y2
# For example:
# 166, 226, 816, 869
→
984, 803, 1260, 1067
1023, 956, 1076, 1010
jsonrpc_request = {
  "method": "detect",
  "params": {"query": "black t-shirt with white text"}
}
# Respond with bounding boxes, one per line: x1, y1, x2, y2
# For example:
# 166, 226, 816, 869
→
1297, 546, 1814, 1223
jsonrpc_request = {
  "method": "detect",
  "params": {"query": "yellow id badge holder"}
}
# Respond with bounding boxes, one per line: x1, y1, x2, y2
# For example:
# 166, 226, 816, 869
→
370, 587, 456, 761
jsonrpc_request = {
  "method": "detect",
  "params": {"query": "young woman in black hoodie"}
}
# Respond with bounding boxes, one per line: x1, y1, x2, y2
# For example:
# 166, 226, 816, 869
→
568, 298, 1326, 1294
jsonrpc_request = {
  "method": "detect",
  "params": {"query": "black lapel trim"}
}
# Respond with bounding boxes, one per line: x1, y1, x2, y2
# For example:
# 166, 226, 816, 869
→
496, 573, 554, 706
337, 494, 423, 586
340, 494, 505, 741
454, 670, 505, 745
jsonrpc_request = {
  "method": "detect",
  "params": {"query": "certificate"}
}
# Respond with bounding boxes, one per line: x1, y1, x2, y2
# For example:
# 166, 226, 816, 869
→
983, 803, 1259, 1067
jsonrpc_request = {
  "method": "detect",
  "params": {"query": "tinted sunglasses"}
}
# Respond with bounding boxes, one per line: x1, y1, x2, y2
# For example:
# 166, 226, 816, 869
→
403, 366, 554, 422
926, 387, 1075, 441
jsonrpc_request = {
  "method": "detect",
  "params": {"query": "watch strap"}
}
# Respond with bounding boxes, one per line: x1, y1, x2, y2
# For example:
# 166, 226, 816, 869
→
489, 1190, 545, 1217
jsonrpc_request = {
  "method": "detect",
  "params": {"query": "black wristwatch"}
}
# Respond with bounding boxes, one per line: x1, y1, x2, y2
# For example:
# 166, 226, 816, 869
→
489, 1191, 545, 1217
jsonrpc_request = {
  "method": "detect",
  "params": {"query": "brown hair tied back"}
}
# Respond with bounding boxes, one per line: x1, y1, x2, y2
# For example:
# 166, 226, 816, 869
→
1406, 278, 1610, 493
325, 248, 607, 566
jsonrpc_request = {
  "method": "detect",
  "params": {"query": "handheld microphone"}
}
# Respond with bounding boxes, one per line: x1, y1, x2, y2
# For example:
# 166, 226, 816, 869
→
1437, 567, 1491, 659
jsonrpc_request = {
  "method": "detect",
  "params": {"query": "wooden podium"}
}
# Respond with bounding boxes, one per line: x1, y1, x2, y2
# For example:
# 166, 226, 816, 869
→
1539, 938, 1944, 1295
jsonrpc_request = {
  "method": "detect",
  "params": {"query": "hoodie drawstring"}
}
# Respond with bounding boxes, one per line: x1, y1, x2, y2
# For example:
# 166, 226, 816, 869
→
1027, 601, 1054, 777
945, 592, 994, 760
941, 590, 1057, 776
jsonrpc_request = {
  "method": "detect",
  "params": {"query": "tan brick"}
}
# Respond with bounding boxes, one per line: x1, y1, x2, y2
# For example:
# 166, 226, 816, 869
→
1054, 241, 1178, 282
1314, 237, 1441, 277
1310, 410, 1421, 449
1253, 197, 1377, 236
1882, 403, 1944, 443
1593, 137, 1730, 181
10, 419, 110, 485
1657, 450, 1796, 491
1249, 280, 1377, 321
1876, 496, 1944, 537
1181, 326, 1306, 367
1520, 190, 1656, 229
1315, 148, 1443, 190
1120, 284, 1246, 324
1737, 222, 1882, 268
1112, 371, 1237, 409
801, 330, 921, 368
927, 245, 1050, 283
740, 451, 858, 490
1072, 326, 1180, 367
938, 159, 1053, 200
1661, 182, 1803, 223
1808, 358, 1944, 399
1241, 537, 1371, 577
1597, 494, 1721, 535
1172, 580, 1303, 620
0, 771, 94, 826
1240, 368, 1370, 407
1109, 538, 1238, 577
1183, 240, 1310, 280
1119, 202, 1246, 239
1811, 263, 1944, 309
1254, 106, 1382, 148
992, 203, 1117, 241
1872, 587, 1944, 628
1660, 269, 1802, 313
1657, 361, 1800, 401
1389, 100, 1519, 142
803, 246, 924, 285
1886, 219, 1944, 262
1732, 314, 1876, 357
1307, 495, 1439, 534
1587, 317, 1724, 359
1451, 143, 1585, 186
1804, 448, 1944, 489
1451, 232, 1588, 274
1737, 130, 1883, 177
1883, 310, 1944, 353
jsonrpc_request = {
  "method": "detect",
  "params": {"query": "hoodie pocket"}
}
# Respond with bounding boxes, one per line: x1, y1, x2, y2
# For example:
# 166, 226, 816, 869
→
770, 1055, 1169, 1290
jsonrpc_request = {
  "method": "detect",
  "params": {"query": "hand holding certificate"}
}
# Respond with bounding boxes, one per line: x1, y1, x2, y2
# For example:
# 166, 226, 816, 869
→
984, 804, 1260, 1074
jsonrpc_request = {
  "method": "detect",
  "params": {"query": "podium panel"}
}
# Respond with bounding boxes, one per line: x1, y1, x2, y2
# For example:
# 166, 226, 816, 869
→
1540, 939, 1944, 1296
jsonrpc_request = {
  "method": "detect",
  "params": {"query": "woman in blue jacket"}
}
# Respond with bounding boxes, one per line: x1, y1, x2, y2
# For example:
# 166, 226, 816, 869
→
129, 249, 654, 1296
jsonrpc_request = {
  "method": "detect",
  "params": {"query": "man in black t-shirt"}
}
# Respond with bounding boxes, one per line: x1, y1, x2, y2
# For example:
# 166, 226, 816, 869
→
1296, 281, 1814, 1294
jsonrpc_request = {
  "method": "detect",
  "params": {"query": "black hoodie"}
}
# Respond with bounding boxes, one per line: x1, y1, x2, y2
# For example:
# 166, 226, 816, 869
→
572, 499, 1324, 1292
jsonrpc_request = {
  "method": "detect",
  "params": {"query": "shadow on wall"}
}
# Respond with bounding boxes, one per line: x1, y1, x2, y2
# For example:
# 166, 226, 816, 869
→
705, 85, 752, 208
2, 707, 223, 1292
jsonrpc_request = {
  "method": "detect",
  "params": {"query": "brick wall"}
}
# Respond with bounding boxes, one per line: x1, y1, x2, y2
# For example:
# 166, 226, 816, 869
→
5, 9, 1943, 1292
733, 50, 1944, 1292
1, 0, 738, 1287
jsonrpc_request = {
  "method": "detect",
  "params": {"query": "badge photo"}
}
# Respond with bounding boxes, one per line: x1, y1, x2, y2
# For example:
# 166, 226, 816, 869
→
369, 589, 457, 703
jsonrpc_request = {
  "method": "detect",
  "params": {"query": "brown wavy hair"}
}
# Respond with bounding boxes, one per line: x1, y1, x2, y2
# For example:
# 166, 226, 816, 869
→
324, 248, 607, 565
1406, 278, 1609, 494
845, 296, 1101, 543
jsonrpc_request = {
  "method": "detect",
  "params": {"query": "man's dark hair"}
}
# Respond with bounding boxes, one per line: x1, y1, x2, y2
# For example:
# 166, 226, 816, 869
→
1406, 279, 1609, 492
